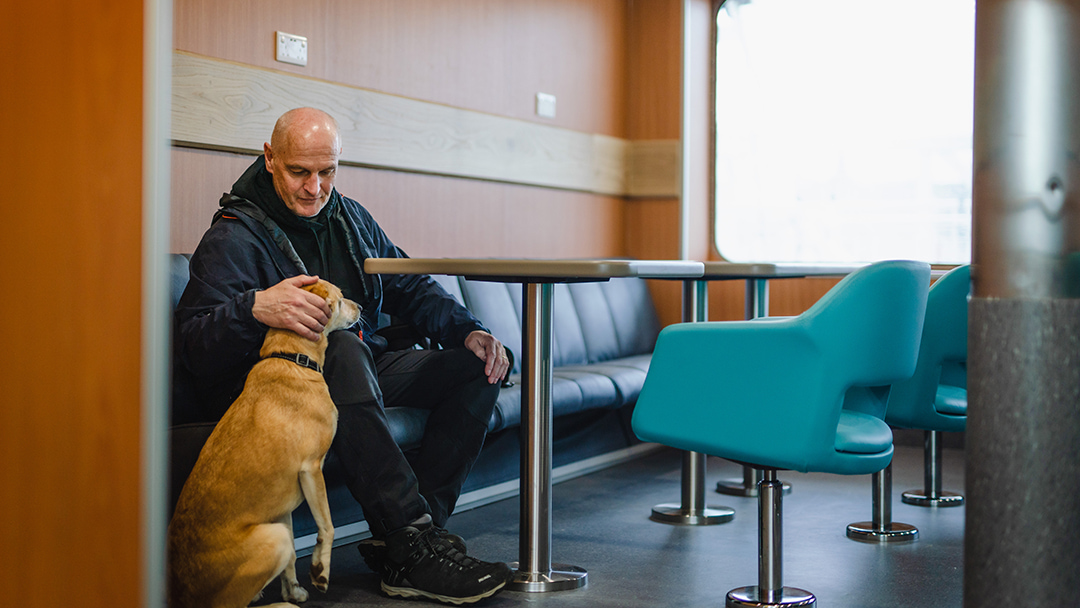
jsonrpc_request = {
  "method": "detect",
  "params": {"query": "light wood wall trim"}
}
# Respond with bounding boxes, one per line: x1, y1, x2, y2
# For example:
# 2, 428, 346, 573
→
627, 139, 680, 197
172, 51, 679, 197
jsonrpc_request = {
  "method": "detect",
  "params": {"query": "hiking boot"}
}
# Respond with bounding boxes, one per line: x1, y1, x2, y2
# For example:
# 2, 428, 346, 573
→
381, 525, 511, 604
358, 525, 467, 574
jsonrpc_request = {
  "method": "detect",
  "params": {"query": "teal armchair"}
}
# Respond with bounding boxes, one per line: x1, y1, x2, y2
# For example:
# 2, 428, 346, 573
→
632, 260, 931, 608
888, 264, 969, 506
846, 264, 969, 543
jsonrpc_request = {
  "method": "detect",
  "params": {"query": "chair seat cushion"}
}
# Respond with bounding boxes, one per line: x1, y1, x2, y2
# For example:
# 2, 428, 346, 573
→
935, 385, 967, 416
834, 410, 893, 454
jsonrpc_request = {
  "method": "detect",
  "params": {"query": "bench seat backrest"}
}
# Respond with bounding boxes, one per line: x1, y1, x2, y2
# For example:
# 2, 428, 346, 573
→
431, 276, 662, 374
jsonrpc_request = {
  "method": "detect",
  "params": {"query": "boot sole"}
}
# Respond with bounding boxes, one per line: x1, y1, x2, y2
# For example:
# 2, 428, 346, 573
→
381, 579, 507, 605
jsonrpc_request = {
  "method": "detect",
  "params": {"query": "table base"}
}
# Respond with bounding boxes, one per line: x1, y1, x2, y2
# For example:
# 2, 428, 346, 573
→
901, 490, 965, 507
727, 585, 816, 608
650, 503, 735, 525
846, 521, 919, 543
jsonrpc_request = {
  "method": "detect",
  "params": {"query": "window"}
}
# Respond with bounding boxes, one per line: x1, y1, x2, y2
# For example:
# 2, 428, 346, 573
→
714, 0, 975, 263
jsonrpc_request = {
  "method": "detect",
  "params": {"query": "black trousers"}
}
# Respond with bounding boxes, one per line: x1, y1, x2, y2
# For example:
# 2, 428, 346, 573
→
323, 330, 500, 538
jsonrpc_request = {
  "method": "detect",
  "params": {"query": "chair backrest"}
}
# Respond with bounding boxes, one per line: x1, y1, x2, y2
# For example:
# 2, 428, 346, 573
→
801, 260, 932, 388
884, 265, 969, 432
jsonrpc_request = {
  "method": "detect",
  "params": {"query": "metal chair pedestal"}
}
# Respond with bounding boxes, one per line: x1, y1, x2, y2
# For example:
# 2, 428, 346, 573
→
846, 462, 919, 542
716, 465, 792, 497
651, 280, 736, 525
727, 470, 815, 608
901, 430, 964, 507
651, 451, 735, 525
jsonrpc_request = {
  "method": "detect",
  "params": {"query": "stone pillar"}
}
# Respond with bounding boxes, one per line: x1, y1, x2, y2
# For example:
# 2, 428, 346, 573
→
967, 1, 1080, 605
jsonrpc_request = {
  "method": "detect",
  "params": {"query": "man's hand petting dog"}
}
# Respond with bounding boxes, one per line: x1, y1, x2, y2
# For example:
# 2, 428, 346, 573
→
253, 275, 333, 341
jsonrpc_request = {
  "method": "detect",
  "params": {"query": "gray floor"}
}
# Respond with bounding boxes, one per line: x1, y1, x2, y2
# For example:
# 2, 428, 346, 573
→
262, 444, 965, 608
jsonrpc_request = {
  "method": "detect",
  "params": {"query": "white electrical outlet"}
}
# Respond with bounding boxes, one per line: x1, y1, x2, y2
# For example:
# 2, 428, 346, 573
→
276, 31, 308, 66
536, 92, 557, 118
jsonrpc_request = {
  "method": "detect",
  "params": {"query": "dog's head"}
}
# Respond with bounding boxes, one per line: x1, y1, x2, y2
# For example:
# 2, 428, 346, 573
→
303, 279, 362, 335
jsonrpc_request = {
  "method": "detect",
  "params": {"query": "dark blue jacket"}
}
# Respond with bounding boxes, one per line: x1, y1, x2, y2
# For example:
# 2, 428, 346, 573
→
173, 164, 486, 423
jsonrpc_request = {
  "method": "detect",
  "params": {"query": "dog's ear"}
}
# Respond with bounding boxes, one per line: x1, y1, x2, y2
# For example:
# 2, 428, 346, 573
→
302, 279, 331, 300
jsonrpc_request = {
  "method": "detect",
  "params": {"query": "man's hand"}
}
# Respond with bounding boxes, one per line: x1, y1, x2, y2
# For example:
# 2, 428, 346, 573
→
252, 275, 332, 341
464, 330, 510, 385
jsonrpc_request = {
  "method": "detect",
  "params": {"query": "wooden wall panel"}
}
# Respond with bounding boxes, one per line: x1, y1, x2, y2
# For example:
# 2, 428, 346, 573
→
174, 0, 628, 137
1, 0, 145, 606
172, 0, 636, 264
625, 0, 685, 326
340, 169, 626, 259
627, 0, 683, 140
171, 148, 254, 250
172, 148, 625, 258
625, 197, 683, 325
172, 52, 631, 196
706, 277, 841, 322
628, 140, 681, 196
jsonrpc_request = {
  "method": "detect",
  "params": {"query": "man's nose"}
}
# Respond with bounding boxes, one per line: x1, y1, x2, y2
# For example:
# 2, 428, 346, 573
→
303, 173, 321, 194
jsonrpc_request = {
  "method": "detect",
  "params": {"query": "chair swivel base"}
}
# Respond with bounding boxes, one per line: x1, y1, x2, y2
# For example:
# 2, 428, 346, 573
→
901, 489, 964, 507
507, 562, 587, 592
846, 521, 919, 543
727, 585, 816, 608
716, 479, 792, 498
650, 503, 735, 525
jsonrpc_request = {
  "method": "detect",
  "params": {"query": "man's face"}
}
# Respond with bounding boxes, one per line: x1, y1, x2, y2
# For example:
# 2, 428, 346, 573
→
264, 128, 340, 217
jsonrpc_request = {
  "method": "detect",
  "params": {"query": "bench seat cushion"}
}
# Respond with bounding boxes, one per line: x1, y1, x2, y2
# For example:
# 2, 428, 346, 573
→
556, 354, 652, 408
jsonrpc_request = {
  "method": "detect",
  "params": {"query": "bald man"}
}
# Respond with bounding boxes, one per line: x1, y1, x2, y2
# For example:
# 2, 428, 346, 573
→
173, 107, 511, 604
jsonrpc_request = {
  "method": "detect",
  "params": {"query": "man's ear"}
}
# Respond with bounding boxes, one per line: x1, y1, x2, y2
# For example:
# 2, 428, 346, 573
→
263, 142, 274, 172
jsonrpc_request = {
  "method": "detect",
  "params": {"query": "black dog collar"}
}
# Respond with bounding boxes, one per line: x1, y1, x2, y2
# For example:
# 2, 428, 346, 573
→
268, 352, 323, 374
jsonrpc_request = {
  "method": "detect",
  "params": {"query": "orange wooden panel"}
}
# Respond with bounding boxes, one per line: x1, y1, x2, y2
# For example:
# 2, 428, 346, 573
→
625, 197, 682, 325
627, 0, 682, 139
173, 0, 629, 137
0, 0, 145, 606
172, 149, 626, 259
171, 148, 255, 252
707, 277, 842, 322
171, 0, 635, 271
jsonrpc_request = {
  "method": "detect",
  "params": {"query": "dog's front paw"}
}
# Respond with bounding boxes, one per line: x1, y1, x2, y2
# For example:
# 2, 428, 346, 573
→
282, 579, 309, 603
310, 560, 330, 593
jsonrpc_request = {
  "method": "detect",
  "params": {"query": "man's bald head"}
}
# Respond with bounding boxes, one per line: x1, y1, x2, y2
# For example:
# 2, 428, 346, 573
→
263, 108, 342, 217
270, 107, 342, 156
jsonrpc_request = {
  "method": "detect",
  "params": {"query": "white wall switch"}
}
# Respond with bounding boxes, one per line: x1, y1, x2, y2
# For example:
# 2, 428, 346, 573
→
276, 31, 308, 66
536, 92, 557, 118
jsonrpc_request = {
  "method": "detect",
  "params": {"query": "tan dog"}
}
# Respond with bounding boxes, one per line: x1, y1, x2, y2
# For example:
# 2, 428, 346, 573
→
168, 279, 361, 608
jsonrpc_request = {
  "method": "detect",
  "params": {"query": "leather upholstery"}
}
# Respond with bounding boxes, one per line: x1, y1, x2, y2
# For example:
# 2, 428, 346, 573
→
884, 265, 969, 433
428, 275, 662, 433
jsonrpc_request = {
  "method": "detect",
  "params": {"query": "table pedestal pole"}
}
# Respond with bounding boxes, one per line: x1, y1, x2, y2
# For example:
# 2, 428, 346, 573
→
508, 283, 587, 592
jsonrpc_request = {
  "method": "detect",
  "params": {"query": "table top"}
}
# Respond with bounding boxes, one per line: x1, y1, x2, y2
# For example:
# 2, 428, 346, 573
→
364, 258, 705, 283
699, 261, 868, 280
